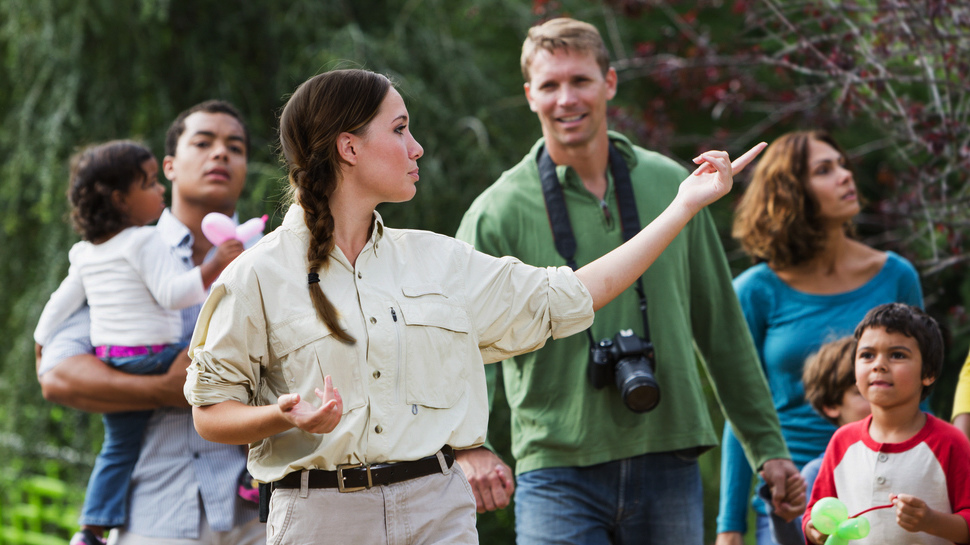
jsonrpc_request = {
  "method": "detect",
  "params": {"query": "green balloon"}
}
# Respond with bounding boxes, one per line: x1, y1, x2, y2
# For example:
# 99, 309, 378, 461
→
812, 497, 848, 535
824, 536, 849, 545
837, 517, 871, 539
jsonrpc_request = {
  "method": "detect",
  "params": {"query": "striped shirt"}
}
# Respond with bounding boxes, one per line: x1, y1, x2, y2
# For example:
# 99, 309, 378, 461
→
38, 209, 258, 538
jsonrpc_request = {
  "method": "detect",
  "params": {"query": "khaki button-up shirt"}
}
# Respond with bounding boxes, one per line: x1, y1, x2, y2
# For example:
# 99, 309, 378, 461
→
185, 204, 593, 482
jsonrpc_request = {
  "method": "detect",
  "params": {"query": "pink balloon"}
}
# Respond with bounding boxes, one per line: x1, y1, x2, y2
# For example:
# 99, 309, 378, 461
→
201, 213, 237, 245
201, 213, 268, 246
236, 215, 269, 242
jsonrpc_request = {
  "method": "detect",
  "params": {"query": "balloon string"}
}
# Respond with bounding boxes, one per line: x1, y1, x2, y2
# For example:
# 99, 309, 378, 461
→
850, 495, 898, 518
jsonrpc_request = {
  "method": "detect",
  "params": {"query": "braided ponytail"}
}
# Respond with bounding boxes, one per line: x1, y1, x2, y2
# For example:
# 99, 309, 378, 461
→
279, 70, 392, 344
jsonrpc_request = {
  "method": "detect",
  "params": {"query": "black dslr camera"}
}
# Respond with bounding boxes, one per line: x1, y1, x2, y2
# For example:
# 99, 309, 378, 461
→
588, 329, 660, 413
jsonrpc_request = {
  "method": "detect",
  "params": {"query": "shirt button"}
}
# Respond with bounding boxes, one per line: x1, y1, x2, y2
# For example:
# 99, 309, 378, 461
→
357, 271, 363, 279
373, 370, 381, 379
375, 425, 383, 434
370, 317, 377, 324
193, 453, 200, 459
878, 453, 888, 462
876, 476, 886, 484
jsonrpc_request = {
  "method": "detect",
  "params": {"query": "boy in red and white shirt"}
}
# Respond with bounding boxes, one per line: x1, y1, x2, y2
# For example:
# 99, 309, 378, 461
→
803, 303, 970, 545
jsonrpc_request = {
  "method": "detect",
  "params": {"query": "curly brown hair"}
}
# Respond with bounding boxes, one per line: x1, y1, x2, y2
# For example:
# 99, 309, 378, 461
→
278, 70, 392, 344
802, 336, 858, 426
68, 140, 154, 242
732, 130, 855, 269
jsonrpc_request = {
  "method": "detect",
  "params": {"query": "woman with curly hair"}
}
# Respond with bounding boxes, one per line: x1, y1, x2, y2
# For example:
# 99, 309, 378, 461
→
33, 140, 243, 545
715, 131, 924, 545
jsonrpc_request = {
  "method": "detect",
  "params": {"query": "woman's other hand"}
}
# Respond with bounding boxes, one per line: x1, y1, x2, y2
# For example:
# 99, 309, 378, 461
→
278, 374, 343, 434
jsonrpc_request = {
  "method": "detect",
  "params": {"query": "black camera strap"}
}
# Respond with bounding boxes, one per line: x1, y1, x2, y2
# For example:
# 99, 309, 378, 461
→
537, 141, 651, 344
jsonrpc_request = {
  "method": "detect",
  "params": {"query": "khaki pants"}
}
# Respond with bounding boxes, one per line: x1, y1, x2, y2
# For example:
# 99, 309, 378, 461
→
267, 459, 477, 545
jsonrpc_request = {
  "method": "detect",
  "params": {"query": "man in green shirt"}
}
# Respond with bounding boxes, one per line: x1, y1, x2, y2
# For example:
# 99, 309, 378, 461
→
455, 17, 803, 544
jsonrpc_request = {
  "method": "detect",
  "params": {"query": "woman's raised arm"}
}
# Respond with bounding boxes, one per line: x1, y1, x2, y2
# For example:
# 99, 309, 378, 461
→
576, 144, 765, 311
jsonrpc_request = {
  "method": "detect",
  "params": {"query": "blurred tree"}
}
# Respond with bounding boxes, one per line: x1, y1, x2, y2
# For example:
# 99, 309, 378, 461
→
739, 1, 970, 410
3, 0, 969, 543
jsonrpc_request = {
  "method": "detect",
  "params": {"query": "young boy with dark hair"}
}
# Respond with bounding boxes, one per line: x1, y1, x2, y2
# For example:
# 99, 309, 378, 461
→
803, 303, 970, 544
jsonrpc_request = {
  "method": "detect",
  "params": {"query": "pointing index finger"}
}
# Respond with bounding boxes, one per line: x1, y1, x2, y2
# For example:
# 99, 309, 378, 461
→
731, 142, 767, 174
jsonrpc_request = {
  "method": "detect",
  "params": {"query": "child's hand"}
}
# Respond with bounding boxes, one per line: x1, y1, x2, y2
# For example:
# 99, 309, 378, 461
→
201, 239, 244, 287
214, 239, 244, 268
804, 520, 827, 545
893, 493, 933, 533
277, 375, 343, 434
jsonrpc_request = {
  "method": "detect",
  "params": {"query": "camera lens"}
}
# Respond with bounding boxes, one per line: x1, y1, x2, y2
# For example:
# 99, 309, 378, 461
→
614, 358, 660, 413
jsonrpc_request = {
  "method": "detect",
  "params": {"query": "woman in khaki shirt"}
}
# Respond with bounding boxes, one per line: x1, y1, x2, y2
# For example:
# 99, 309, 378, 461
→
184, 68, 762, 544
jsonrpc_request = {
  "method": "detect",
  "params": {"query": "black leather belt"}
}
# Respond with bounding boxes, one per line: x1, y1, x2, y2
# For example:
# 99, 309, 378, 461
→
273, 446, 455, 493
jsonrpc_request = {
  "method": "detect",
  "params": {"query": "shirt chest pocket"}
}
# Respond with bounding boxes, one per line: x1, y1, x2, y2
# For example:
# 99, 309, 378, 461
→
268, 314, 365, 415
398, 288, 472, 409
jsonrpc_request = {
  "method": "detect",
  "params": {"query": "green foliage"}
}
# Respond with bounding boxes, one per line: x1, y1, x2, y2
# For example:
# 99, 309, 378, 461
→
4, 1, 969, 544
0, 467, 83, 545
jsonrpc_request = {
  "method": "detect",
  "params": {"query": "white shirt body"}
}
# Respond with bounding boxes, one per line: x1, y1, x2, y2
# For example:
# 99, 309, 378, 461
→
34, 226, 205, 347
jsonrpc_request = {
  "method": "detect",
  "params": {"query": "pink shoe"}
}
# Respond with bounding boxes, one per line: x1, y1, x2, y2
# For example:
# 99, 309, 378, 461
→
237, 469, 259, 504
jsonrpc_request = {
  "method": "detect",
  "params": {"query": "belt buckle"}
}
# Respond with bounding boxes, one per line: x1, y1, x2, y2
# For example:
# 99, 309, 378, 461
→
336, 462, 372, 493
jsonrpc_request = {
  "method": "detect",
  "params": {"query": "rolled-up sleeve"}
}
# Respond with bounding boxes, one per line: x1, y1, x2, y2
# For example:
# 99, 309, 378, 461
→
184, 282, 267, 406
464, 246, 593, 364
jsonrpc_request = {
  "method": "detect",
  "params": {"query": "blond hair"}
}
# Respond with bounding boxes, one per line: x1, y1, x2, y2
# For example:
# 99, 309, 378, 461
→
521, 18, 610, 81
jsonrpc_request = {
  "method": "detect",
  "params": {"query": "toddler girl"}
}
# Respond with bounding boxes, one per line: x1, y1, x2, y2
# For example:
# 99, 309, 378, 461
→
33, 140, 242, 545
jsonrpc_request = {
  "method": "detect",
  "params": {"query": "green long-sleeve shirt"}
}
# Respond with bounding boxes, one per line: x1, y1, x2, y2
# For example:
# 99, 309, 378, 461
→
456, 132, 788, 474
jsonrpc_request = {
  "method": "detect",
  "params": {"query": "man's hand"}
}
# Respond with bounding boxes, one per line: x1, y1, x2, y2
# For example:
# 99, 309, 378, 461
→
159, 350, 192, 408
455, 446, 515, 513
760, 458, 806, 522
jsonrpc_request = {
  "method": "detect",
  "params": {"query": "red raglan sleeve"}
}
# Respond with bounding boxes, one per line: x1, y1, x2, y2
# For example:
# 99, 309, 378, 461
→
802, 422, 861, 543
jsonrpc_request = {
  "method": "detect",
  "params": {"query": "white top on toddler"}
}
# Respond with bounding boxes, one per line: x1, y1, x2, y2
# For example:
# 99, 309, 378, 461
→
34, 226, 206, 347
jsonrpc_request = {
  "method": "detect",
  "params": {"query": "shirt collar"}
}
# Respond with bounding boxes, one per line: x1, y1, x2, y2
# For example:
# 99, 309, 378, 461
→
157, 208, 192, 250
282, 203, 385, 253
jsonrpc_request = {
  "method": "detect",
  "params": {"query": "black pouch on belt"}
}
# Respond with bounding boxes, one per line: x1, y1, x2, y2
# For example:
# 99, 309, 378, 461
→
258, 482, 270, 522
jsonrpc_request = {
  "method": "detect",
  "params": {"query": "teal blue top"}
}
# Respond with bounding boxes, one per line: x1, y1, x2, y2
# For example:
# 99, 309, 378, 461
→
717, 253, 923, 534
